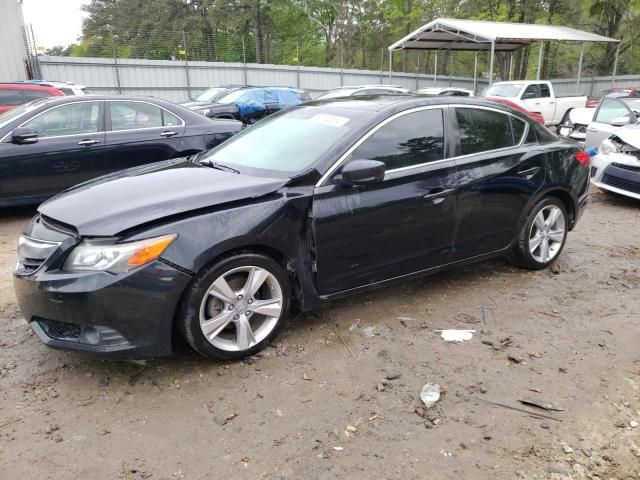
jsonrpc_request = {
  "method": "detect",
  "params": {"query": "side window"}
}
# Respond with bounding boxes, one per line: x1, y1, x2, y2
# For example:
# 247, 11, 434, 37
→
163, 110, 181, 127
24, 102, 100, 138
525, 124, 537, 144
455, 108, 515, 155
540, 84, 551, 98
110, 102, 163, 131
22, 90, 54, 101
350, 109, 445, 170
0, 89, 24, 106
522, 84, 540, 99
594, 98, 631, 125
510, 117, 526, 144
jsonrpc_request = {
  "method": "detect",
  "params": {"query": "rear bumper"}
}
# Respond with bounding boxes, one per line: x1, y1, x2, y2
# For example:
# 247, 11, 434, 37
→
13, 260, 192, 360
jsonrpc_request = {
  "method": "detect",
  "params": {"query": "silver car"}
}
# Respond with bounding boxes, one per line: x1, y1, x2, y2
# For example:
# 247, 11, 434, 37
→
584, 96, 640, 149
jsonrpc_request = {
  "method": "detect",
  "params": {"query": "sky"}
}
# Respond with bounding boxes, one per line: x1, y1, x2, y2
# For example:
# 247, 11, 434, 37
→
21, 0, 87, 49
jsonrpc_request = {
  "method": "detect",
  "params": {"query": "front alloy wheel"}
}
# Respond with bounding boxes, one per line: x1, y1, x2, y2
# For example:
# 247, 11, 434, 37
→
179, 253, 289, 360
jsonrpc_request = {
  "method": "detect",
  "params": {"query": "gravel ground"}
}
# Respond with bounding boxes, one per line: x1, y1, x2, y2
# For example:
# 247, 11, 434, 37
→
0, 190, 639, 480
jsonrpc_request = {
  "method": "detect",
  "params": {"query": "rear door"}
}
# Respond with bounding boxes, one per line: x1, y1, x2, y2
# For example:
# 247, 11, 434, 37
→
0, 100, 106, 199
451, 106, 546, 260
313, 107, 458, 294
585, 98, 633, 149
103, 100, 186, 173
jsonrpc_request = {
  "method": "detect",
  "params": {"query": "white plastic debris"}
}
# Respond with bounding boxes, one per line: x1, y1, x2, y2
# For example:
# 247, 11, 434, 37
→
420, 383, 441, 408
439, 329, 475, 342
362, 326, 379, 337
333, 446, 344, 451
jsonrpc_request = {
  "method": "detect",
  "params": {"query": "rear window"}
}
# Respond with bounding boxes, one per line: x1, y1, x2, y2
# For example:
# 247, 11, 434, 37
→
455, 107, 519, 155
0, 89, 24, 106
480, 84, 525, 98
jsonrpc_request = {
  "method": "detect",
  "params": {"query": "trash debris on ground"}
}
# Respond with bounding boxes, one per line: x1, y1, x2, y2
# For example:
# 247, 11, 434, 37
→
508, 354, 524, 364
439, 329, 474, 342
454, 312, 479, 324
385, 373, 401, 381
481, 305, 489, 325
213, 412, 238, 426
519, 398, 565, 411
482, 337, 513, 351
348, 320, 360, 332
420, 383, 441, 408
472, 397, 562, 422
303, 372, 313, 381
362, 326, 380, 337
333, 446, 343, 451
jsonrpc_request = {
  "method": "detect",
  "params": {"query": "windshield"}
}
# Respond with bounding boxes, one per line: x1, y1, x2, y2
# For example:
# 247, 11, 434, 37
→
218, 89, 251, 104
194, 88, 230, 103
0, 98, 50, 129
481, 84, 526, 98
201, 106, 369, 175
317, 88, 359, 100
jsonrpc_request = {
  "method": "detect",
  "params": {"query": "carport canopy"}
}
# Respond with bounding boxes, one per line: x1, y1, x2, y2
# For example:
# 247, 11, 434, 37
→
388, 18, 620, 88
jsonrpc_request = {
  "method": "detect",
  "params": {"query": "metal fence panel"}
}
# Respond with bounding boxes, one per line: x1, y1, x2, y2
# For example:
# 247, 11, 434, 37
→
39, 56, 640, 103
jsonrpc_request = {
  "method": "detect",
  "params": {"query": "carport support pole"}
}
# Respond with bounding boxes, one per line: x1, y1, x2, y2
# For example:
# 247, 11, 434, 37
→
434, 51, 438, 86
509, 53, 514, 80
388, 50, 392, 82
242, 36, 248, 86
536, 40, 544, 80
612, 43, 620, 88
576, 42, 585, 88
488, 41, 495, 86
473, 51, 478, 94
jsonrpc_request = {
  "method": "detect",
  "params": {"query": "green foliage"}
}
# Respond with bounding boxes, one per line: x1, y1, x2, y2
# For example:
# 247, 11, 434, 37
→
65, 0, 640, 79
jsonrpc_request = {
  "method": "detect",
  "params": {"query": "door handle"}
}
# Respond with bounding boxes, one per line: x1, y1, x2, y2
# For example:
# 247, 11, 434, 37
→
160, 131, 178, 137
423, 187, 455, 204
517, 166, 541, 178
78, 139, 100, 146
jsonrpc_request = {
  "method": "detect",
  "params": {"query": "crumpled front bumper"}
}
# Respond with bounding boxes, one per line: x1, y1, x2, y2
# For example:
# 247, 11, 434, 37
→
14, 260, 192, 359
590, 152, 640, 200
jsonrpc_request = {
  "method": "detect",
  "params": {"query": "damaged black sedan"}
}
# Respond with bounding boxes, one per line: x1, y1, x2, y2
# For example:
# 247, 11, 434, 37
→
14, 96, 590, 360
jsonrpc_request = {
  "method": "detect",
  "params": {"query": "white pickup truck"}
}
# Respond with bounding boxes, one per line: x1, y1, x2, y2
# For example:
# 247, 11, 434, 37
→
480, 81, 587, 126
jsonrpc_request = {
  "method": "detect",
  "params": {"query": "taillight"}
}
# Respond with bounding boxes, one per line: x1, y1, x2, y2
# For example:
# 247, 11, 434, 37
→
574, 151, 590, 166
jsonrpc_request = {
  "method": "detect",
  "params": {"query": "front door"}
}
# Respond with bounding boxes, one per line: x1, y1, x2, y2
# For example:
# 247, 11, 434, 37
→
584, 97, 634, 150
313, 107, 458, 295
451, 106, 547, 260
0, 100, 105, 200
103, 100, 186, 174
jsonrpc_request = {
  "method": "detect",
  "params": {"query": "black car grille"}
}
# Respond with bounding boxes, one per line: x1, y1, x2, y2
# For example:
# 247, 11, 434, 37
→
38, 319, 81, 340
601, 173, 640, 194
611, 162, 640, 172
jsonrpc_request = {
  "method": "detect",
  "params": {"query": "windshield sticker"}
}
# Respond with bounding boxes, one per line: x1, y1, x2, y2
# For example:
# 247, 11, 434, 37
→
309, 114, 350, 128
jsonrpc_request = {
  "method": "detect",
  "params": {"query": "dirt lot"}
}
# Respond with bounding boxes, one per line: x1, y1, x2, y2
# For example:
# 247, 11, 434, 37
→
0, 191, 639, 480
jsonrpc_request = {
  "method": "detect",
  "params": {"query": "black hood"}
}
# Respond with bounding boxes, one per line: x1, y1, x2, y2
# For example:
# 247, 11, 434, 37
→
38, 159, 288, 236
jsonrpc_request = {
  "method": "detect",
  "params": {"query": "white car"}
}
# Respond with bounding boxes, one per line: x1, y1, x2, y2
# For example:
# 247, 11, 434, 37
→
590, 126, 640, 200
415, 87, 473, 97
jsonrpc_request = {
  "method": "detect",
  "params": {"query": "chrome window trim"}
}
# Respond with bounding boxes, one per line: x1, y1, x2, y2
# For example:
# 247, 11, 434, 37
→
107, 99, 185, 132
315, 103, 528, 187
0, 99, 104, 143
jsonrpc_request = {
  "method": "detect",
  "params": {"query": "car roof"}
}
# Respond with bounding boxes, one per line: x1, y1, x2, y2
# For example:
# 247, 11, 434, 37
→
305, 94, 521, 115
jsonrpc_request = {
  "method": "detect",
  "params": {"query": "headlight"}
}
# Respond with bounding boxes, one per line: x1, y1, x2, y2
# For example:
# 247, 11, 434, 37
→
63, 234, 176, 274
598, 138, 619, 156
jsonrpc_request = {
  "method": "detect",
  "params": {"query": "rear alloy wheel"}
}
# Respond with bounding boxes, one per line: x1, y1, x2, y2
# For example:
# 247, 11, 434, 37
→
179, 254, 289, 360
509, 197, 568, 270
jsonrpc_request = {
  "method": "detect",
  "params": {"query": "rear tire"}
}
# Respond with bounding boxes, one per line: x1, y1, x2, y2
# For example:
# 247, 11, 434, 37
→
509, 196, 568, 270
178, 253, 290, 360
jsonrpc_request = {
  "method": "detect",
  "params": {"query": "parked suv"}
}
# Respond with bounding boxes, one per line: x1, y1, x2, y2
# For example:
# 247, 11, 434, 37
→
0, 84, 64, 114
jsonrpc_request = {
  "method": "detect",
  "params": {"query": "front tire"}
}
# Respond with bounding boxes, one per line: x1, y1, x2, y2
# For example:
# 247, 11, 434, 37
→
178, 253, 290, 360
509, 196, 568, 270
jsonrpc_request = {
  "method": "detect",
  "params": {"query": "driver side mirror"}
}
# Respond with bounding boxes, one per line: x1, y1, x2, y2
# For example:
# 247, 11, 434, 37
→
338, 159, 385, 186
610, 116, 631, 127
521, 91, 537, 100
11, 127, 38, 144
